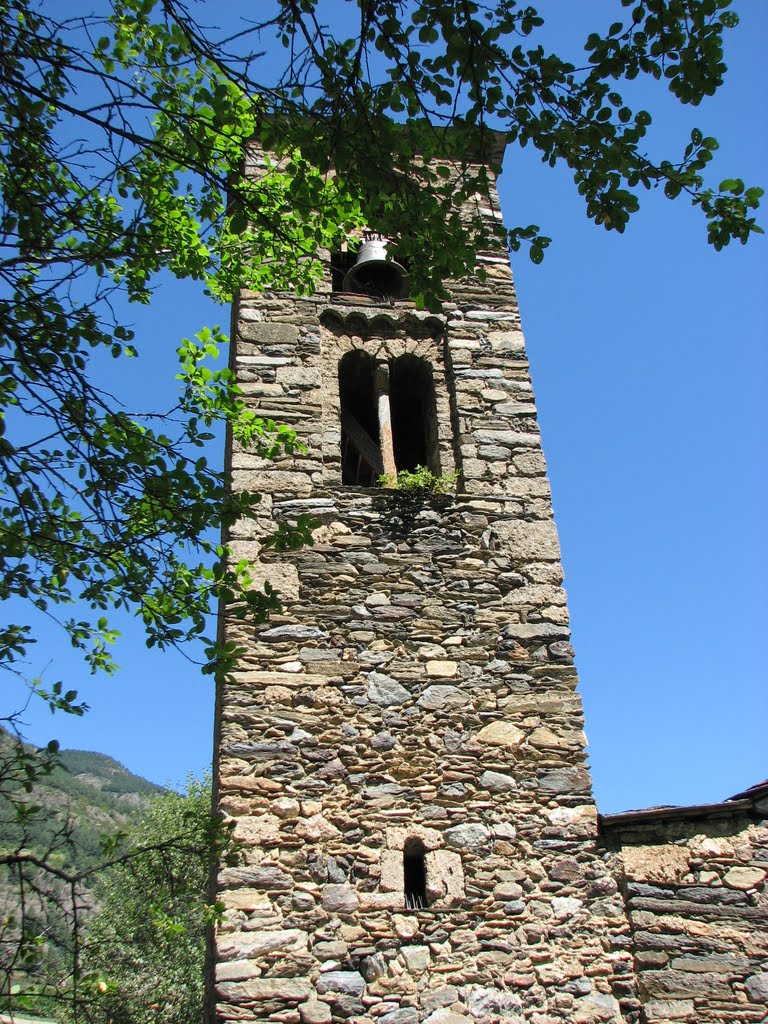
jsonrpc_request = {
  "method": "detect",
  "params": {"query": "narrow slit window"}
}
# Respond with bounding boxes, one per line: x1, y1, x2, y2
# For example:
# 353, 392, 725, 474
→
403, 838, 428, 910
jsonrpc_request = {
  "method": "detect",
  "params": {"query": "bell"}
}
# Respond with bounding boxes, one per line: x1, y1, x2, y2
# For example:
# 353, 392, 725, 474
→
343, 231, 408, 298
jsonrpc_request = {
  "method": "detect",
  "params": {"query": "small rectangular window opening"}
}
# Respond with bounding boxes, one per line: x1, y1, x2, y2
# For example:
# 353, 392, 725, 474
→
403, 838, 428, 910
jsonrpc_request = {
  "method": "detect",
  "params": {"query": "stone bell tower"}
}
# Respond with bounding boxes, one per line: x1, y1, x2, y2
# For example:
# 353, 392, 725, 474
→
209, 142, 637, 1024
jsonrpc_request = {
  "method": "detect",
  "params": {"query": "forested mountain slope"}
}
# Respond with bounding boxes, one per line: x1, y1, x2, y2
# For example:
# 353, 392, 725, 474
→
0, 729, 166, 874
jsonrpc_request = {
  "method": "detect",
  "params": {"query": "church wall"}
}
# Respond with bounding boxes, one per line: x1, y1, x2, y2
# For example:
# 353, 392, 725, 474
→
602, 807, 768, 1024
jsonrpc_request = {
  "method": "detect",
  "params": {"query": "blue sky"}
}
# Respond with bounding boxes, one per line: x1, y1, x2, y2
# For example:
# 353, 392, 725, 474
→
8, 2, 766, 814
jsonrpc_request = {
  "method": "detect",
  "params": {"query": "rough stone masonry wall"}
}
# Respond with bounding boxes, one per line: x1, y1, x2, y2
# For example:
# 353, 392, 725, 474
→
210, 152, 639, 1024
603, 809, 768, 1024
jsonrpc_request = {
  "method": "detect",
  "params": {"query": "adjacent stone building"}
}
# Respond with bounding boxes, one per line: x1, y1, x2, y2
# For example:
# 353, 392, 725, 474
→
601, 782, 768, 1023
209, 142, 767, 1023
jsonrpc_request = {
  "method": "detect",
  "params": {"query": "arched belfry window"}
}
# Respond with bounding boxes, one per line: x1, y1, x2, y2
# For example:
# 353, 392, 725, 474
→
403, 838, 428, 910
338, 351, 381, 486
390, 355, 439, 474
338, 352, 439, 486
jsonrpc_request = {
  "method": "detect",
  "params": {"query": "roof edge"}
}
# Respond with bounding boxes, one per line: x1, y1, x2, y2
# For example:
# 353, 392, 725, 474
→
600, 780, 768, 832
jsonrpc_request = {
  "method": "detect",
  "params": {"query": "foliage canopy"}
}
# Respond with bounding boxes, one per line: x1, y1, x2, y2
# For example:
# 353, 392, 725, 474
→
0, 0, 761, 721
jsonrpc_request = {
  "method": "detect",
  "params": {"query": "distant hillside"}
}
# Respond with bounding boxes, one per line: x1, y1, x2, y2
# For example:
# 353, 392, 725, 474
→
0, 730, 167, 875
0, 733, 172, 1019
58, 746, 166, 803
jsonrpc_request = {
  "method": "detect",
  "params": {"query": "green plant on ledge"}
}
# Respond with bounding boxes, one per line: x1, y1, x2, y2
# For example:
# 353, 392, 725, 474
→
379, 466, 459, 494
